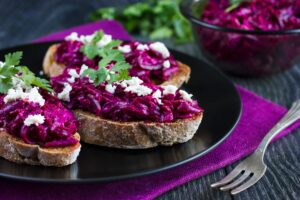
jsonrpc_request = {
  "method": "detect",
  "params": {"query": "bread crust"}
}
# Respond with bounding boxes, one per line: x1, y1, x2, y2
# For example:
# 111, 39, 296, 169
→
43, 44, 190, 87
74, 110, 203, 149
0, 131, 81, 167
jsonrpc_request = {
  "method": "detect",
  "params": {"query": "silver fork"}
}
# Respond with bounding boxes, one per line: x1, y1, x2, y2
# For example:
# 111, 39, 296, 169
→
211, 99, 300, 195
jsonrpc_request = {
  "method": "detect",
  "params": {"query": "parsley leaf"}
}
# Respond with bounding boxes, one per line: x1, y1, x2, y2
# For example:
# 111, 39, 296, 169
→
80, 30, 132, 86
0, 52, 53, 93
17, 66, 53, 92
4, 51, 23, 66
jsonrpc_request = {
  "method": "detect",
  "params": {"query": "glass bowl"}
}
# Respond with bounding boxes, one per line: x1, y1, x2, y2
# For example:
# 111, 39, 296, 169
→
180, 0, 300, 77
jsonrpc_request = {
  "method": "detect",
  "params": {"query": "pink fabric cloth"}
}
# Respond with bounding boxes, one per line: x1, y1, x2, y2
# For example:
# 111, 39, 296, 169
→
1, 20, 299, 200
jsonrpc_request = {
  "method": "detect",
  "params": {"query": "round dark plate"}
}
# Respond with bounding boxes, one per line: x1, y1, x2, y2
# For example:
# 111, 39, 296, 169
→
0, 42, 241, 183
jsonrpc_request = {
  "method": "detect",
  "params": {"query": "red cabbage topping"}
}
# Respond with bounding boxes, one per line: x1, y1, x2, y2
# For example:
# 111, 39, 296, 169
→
201, 0, 300, 30
0, 90, 78, 147
51, 68, 202, 122
55, 41, 179, 83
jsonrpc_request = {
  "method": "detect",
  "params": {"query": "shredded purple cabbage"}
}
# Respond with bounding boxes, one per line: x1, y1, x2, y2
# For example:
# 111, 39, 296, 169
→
0, 90, 78, 147
202, 0, 300, 30
51, 68, 202, 123
55, 41, 178, 83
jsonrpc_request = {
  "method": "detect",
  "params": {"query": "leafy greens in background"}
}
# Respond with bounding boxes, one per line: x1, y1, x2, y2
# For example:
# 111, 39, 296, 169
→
90, 0, 193, 44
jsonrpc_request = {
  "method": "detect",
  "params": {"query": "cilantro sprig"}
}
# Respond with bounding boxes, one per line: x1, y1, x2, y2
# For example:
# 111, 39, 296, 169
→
80, 30, 132, 86
226, 0, 251, 13
0, 51, 52, 93
90, 0, 193, 44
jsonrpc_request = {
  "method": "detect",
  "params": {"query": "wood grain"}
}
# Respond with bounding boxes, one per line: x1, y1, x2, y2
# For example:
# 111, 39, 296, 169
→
0, 0, 299, 199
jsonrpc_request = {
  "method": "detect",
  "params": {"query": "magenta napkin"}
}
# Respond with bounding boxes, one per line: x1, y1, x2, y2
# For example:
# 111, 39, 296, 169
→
1, 20, 300, 200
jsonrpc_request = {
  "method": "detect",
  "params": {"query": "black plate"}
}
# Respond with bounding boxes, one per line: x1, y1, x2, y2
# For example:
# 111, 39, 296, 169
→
0, 42, 241, 183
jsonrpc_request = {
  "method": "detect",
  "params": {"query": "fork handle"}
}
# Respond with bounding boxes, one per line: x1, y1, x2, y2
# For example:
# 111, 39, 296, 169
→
257, 99, 300, 156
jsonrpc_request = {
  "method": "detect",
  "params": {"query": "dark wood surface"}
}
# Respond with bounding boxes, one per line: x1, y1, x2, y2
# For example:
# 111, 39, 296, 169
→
0, 1, 299, 199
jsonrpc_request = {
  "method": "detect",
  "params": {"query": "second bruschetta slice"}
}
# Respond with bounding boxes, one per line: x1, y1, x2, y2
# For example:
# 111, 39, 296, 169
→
43, 30, 190, 87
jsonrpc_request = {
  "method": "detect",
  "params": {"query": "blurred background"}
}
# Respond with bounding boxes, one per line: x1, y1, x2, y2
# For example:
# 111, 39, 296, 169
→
0, 0, 196, 52
0, 0, 138, 48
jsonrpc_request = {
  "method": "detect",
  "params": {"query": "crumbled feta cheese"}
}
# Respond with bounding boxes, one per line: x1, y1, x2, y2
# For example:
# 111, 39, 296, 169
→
4, 87, 45, 106
179, 90, 193, 102
136, 44, 149, 51
117, 77, 152, 96
39, 70, 44, 76
105, 84, 117, 94
97, 34, 112, 47
65, 32, 80, 41
67, 69, 80, 83
80, 34, 94, 44
124, 85, 152, 96
149, 42, 170, 59
79, 64, 88, 75
152, 90, 162, 104
106, 74, 111, 81
162, 85, 178, 95
26, 87, 46, 106
57, 83, 72, 102
120, 77, 144, 87
24, 114, 45, 126
163, 60, 170, 68
65, 32, 112, 47
118, 45, 131, 53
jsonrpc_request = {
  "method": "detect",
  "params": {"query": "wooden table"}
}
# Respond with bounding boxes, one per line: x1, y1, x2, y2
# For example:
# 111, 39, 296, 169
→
0, 0, 299, 199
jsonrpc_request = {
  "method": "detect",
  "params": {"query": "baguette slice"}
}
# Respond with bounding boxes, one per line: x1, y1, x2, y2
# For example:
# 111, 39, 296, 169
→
74, 110, 203, 149
0, 130, 81, 167
43, 44, 191, 87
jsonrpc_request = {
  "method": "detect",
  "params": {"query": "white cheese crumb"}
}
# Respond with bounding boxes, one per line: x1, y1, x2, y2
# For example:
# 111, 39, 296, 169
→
163, 60, 170, 68
117, 77, 152, 96
118, 45, 131, 53
11, 77, 26, 89
162, 85, 178, 95
57, 83, 72, 102
24, 114, 45, 126
97, 34, 112, 47
105, 84, 117, 94
4, 87, 45, 106
79, 64, 89, 75
179, 90, 193, 102
67, 69, 80, 83
65, 32, 80, 41
152, 90, 162, 104
39, 70, 44, 76
136, 44, 149, 51
149, 42, 170, 59
65, 32, 112, 47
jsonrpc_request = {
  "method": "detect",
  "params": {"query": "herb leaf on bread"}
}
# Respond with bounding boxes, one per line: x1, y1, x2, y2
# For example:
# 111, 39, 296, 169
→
80, 30, 132, 86
0, 51, 53, 93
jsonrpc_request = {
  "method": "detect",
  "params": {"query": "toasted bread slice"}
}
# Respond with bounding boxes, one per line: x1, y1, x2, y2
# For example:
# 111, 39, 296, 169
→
74, 110, 203, 149
43, 44, 191, 87
0, 130, 81, 167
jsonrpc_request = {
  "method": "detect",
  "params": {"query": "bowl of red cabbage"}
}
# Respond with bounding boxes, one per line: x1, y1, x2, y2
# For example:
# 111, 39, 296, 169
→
180, 0, 300, 76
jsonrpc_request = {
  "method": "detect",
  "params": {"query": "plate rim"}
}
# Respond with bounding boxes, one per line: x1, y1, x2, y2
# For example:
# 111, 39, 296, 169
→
0, 41, 242, 183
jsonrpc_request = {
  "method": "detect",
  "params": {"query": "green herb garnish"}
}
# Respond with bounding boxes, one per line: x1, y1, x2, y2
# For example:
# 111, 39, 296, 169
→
226, 0, 250, 13
80, 30, 131, 86
90, 0, 193, 44
0, 51, 53, 93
